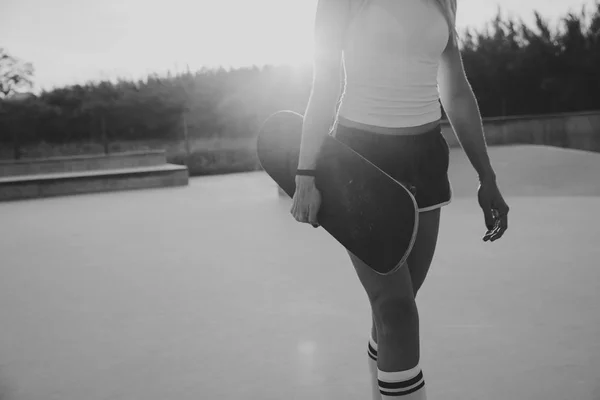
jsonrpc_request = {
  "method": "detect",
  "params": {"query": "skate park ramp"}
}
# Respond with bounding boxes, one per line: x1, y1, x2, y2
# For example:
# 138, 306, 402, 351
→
0, 144, 599, 400
448, 144, 600, 197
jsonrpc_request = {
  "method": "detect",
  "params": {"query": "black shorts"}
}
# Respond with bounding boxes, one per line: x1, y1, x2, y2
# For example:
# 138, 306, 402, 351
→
333, 121, 452, 212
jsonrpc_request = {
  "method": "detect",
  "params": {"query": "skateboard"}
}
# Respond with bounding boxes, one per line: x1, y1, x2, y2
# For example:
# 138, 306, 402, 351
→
256, 110, 418, 275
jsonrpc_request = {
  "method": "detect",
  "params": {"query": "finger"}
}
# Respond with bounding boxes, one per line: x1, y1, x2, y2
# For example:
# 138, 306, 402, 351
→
483, 209, 500, 241
490, 213, 508, 242
487, 214, 505, 241
483, 216, 501, 242
489, 223, 504, 241
490, 230, 505, 242
483, 225, 496, 241
290, 205, 307, 223
292, 211, 302, 223
482, 216, 495, 241
483, 231, 493, 241
290, 197, 307, 223
300, 209, 310, 223
490, 227, 505, 241
290, 204, 299, 220
308, 205, 319, 227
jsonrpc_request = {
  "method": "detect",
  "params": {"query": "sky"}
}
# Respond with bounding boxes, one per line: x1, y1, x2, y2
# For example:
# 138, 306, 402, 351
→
0, 0, 597, 92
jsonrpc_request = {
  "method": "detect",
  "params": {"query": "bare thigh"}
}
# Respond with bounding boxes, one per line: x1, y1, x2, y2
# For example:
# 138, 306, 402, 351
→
350, 209, 442, 306
407, 208, 441, 296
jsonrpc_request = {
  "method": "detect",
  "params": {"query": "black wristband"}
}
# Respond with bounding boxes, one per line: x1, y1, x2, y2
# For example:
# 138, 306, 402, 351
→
296, 169, 316, 177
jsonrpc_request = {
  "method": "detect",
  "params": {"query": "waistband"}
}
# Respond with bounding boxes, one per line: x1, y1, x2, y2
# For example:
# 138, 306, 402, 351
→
335, 116, 441, 140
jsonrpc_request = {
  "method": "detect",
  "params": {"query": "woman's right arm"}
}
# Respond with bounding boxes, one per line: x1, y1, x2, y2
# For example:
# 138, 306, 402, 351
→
296, 0, 350, 172
291, 0, 350, 227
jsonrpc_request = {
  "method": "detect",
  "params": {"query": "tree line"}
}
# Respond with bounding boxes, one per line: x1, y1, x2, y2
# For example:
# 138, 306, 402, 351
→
1, 4, 599, 147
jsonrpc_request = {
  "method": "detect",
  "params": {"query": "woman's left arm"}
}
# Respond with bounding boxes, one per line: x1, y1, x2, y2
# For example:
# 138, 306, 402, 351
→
438, 30, 510, 242
437, 40, 495, 182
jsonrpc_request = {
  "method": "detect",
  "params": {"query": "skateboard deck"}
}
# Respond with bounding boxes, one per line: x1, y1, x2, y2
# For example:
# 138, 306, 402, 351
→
256, 110, 419, 275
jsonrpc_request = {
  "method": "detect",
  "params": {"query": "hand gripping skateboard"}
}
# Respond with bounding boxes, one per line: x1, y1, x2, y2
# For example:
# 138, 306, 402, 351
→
257, 110, 418, 275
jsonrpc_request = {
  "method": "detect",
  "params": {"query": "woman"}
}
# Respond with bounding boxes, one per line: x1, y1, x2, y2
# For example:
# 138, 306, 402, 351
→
291, 0, 510, 399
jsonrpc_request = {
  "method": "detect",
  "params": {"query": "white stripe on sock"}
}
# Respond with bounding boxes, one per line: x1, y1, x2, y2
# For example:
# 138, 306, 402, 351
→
378, 365, 420, 383
378, 365, 426, 399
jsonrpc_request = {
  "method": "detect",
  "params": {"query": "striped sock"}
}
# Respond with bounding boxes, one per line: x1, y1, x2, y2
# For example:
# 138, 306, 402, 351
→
378, 365, 427, 399
367, 336, 381, 400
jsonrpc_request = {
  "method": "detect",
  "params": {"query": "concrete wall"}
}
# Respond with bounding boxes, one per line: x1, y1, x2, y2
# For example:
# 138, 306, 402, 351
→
440, 110, 600, 153
0, 150, 166, 177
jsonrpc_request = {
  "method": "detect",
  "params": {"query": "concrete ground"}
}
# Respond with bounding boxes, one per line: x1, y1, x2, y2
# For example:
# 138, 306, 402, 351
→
1, 144, 599, 400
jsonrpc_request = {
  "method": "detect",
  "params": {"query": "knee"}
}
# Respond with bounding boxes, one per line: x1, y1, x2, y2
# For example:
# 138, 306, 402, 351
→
372, 295, 418, 334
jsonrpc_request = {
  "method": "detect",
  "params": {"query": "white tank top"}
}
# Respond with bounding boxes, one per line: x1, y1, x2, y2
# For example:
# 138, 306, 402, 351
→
337, 0, 450, 128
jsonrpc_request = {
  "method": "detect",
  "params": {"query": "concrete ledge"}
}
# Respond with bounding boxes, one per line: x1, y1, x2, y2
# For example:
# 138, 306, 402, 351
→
440, 109, 600, 125
0, 150, 167, 177
0, 164, 189, 201
439, 109, 600, 153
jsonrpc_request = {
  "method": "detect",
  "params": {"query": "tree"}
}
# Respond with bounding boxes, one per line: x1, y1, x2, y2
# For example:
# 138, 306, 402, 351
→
0, 48, 34, 98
